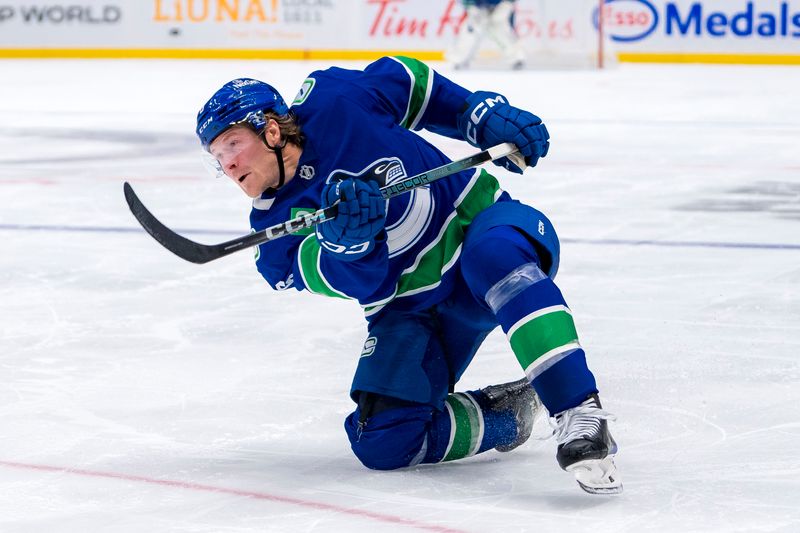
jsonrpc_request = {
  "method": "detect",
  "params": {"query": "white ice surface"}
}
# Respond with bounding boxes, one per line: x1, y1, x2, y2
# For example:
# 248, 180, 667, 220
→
1, 59, 799, 533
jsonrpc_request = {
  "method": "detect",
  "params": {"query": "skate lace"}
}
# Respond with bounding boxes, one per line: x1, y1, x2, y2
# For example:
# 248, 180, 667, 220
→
552, 402, 616, 445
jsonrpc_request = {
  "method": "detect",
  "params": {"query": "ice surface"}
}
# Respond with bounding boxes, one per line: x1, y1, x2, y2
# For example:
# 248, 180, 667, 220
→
1, 59, 799, 532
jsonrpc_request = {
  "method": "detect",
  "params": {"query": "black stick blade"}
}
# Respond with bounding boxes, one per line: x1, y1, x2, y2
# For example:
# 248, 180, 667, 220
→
123, 182, 224, 264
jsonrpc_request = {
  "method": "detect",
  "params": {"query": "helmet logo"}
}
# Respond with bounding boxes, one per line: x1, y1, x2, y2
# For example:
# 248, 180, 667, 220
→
242, 110, 267, 130
231, 79, 260, 89
198, 116, 213, 135
197, 78, 288, 147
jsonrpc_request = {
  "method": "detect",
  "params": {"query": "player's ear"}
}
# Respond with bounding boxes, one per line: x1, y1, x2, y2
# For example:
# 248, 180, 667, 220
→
264, 118, 282, 145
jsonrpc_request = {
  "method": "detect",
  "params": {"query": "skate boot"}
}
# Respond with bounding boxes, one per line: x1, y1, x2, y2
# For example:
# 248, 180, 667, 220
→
554, 394, 622, 494
481, 378, 544, 452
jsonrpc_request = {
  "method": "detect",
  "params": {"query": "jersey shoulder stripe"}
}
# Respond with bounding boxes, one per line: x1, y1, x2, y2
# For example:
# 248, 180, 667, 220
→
389, 56, 433, 130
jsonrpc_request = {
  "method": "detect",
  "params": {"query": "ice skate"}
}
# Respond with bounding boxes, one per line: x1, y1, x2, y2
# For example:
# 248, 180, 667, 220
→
481, 378, 543, 452
554, 394, 622, 494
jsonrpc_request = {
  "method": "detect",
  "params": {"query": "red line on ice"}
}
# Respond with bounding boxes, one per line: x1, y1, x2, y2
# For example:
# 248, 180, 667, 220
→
0, 460, 465, 533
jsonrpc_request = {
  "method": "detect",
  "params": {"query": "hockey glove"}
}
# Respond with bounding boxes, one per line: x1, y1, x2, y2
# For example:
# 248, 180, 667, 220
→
458, 91, 550, 173
316, 178, 386, 261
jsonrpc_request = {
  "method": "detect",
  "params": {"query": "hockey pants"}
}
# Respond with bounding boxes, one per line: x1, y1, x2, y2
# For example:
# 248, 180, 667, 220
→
345, 225, 598, 470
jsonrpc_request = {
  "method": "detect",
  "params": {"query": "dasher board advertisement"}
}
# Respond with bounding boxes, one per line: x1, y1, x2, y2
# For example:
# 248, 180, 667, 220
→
0, 1, 798, 64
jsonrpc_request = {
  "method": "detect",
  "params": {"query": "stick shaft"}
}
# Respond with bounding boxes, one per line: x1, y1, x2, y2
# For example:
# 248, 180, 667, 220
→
124, 143, 519, 264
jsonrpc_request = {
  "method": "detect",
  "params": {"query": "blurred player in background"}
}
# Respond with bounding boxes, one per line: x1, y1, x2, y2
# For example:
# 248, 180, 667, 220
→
448, 0, 526, 70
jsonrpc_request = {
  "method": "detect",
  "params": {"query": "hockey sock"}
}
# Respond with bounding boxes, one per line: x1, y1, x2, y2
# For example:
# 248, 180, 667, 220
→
489, 262, 597, 413
423, 391, 517, 463
344, 396, 517, 468
461, 226, 597, 414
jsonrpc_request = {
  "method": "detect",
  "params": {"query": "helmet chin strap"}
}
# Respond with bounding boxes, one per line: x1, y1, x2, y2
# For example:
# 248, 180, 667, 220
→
261, 130, 287, 195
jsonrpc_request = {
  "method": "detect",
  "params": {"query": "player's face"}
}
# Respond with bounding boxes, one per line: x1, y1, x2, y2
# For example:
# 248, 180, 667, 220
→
209, 125, 280, 198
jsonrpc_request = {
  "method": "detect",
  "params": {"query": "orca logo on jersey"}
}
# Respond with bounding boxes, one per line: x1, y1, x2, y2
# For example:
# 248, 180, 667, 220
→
327, 157, 407, 188
327, 156, 433, 259
370, 159, 406, 185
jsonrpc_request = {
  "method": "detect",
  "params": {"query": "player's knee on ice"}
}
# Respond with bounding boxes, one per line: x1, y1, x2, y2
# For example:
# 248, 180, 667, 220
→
344, 390, 525, 469
344, 396, 432, 470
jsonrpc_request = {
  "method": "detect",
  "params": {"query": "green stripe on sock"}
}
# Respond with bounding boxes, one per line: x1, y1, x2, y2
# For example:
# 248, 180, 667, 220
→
509, 308, 579, 371
443, 393, 482, 462
297, 235, 350, 299
392, 56, 430, 129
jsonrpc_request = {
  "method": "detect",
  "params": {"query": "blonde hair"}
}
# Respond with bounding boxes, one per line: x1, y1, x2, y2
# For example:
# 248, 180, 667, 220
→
266, 110, 304, 148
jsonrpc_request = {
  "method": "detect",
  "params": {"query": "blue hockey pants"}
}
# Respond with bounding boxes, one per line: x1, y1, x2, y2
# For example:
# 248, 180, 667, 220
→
345, 223, 598, 470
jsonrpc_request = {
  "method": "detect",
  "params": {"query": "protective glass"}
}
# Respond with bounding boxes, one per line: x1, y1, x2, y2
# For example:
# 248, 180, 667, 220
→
201, 150, 226, 179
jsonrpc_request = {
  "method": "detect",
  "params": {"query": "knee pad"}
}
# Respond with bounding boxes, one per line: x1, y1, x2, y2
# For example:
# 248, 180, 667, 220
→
465, 200, 560, 278
344, 401, 433, 470
461, 225, 541, 303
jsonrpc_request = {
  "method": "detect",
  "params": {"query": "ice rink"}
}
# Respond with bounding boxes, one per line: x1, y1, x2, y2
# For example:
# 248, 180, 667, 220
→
1, 58, 799, 532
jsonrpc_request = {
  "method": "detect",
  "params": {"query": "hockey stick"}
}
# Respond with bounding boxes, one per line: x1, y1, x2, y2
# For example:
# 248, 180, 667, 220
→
124, 142, 521, 264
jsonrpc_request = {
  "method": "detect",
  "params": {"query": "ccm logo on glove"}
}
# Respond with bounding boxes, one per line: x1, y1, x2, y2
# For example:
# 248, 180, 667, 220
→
463, 93, 507, 145
458, 91, 550, 174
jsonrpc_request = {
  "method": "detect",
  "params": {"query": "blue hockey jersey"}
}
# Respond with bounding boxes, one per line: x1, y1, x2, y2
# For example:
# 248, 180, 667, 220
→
250, 56, 514, 322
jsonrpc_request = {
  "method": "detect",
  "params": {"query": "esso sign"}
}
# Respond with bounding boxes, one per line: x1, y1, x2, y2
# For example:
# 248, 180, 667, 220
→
602, 0, 659, 42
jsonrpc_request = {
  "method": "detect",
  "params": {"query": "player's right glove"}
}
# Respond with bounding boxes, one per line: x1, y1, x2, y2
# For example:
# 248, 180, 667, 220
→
316, 178, 386, 262
458, 91, 550, 173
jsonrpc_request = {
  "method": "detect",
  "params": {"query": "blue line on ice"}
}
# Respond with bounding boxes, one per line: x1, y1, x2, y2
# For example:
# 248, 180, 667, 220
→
2, 223, 799, 251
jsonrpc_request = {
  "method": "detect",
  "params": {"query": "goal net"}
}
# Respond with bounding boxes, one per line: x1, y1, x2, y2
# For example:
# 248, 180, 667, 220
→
450, 0, 615, 69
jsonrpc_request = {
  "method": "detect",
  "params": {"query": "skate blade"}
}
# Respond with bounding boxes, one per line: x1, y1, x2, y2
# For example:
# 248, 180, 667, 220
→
566, 457, 623, 495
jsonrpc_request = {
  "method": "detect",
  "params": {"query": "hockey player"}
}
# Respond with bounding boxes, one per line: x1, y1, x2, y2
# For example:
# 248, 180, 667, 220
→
448, 0, 526, 70
196, 57, 621, 494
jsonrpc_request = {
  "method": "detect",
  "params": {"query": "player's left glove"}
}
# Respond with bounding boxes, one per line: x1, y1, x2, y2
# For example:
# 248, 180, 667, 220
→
458, 91, 550, 173
316, 178, 386, 262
